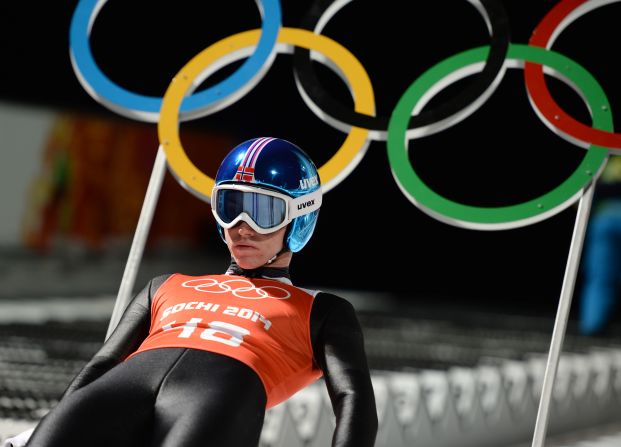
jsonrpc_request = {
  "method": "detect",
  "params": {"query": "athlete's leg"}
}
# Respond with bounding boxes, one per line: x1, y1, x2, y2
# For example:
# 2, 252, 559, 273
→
27, 349, 187, 447
148, 350, 267, 447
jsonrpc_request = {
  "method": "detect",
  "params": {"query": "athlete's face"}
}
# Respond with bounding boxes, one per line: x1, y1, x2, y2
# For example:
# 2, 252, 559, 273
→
224, 221, 289, 269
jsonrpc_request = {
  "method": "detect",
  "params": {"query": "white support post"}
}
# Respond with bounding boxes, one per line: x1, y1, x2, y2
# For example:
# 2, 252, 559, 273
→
531, 184, 595, 447
105, 145, 167, 340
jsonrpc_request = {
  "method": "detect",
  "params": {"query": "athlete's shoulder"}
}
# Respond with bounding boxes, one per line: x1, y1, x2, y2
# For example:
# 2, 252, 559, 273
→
148, 272, 220, 292
148, 273, 174, 292
309, 292, 362, 348
312, 291, 357, 316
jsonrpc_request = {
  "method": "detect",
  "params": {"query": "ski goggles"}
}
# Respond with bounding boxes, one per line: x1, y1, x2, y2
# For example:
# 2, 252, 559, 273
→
211, 184, 322, 234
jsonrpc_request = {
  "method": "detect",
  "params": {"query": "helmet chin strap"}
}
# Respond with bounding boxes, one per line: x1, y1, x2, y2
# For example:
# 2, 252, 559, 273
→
265, 244, 289, 265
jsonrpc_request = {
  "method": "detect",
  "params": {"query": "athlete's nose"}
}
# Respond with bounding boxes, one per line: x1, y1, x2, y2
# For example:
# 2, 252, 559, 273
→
237, 221, 256, 236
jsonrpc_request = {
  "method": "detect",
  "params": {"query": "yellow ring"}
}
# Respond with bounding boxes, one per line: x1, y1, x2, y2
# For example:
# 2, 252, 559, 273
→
158, 27, 375, 201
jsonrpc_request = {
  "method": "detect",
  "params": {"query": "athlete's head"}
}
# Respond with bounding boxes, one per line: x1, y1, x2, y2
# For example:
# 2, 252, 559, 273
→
212, 137, 322, 267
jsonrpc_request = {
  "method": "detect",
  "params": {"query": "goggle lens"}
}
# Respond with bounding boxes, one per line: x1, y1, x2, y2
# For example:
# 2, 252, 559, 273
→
215, 189, 287, 229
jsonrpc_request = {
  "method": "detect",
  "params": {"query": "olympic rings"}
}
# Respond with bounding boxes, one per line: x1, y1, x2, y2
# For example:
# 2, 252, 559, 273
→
158, 27, 375, 201
292, 0, 510, 140
387, 44, 610, 230
69, 0, 281, 122
68, 2, 620, 231
182, 278, 291, 300
525, 0, 621, 152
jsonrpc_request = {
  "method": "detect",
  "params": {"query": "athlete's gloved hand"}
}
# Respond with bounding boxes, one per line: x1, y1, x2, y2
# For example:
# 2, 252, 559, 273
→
2, 427, 34, 447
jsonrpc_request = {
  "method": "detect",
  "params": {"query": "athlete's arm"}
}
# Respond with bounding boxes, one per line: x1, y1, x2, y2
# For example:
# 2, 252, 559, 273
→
61, 274, 171, 397
310, 293, 378, 447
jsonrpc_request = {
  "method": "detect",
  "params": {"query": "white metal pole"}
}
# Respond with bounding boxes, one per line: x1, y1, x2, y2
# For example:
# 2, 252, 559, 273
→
531, 183, 595, 447
105, 145, 167, 340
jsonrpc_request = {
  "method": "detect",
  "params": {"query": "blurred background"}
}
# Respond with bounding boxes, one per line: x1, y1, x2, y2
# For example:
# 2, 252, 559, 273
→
1, 1, 621, 446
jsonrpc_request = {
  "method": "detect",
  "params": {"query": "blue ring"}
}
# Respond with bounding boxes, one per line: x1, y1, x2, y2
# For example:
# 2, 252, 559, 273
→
69, 0, 281, 122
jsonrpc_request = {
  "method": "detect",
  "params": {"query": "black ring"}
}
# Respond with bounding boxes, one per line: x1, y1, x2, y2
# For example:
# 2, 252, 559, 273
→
293, 0, 510, 136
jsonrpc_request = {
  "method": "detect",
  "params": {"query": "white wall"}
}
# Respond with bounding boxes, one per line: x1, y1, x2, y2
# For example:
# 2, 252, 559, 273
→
0, 102, 56, 245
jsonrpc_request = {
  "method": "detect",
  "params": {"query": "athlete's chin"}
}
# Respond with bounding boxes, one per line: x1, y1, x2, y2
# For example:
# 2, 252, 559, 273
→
233, 255, 264, 270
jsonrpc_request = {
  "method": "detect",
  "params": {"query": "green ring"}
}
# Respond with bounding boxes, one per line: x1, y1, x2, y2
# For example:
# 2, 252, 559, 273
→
387, 43, 610, 230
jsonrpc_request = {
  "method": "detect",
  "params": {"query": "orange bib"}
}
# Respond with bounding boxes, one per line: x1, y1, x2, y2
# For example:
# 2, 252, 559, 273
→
128, 274, 322, 408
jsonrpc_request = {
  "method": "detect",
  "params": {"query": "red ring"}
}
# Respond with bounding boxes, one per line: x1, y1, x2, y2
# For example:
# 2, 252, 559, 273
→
524, 0, 621, 152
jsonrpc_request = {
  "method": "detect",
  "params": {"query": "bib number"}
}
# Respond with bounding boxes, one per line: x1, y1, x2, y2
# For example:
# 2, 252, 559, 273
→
164, 318, 250, 347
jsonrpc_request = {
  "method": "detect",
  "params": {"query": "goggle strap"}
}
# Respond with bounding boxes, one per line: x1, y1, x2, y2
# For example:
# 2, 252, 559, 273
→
289, 189, 322, 219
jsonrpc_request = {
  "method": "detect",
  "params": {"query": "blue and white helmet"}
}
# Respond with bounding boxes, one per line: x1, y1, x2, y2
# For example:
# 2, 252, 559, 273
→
212, 137, 322, 252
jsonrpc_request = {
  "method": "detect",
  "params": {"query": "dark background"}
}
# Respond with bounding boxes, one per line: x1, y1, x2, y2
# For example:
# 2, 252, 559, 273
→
1, 0, 620, 317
